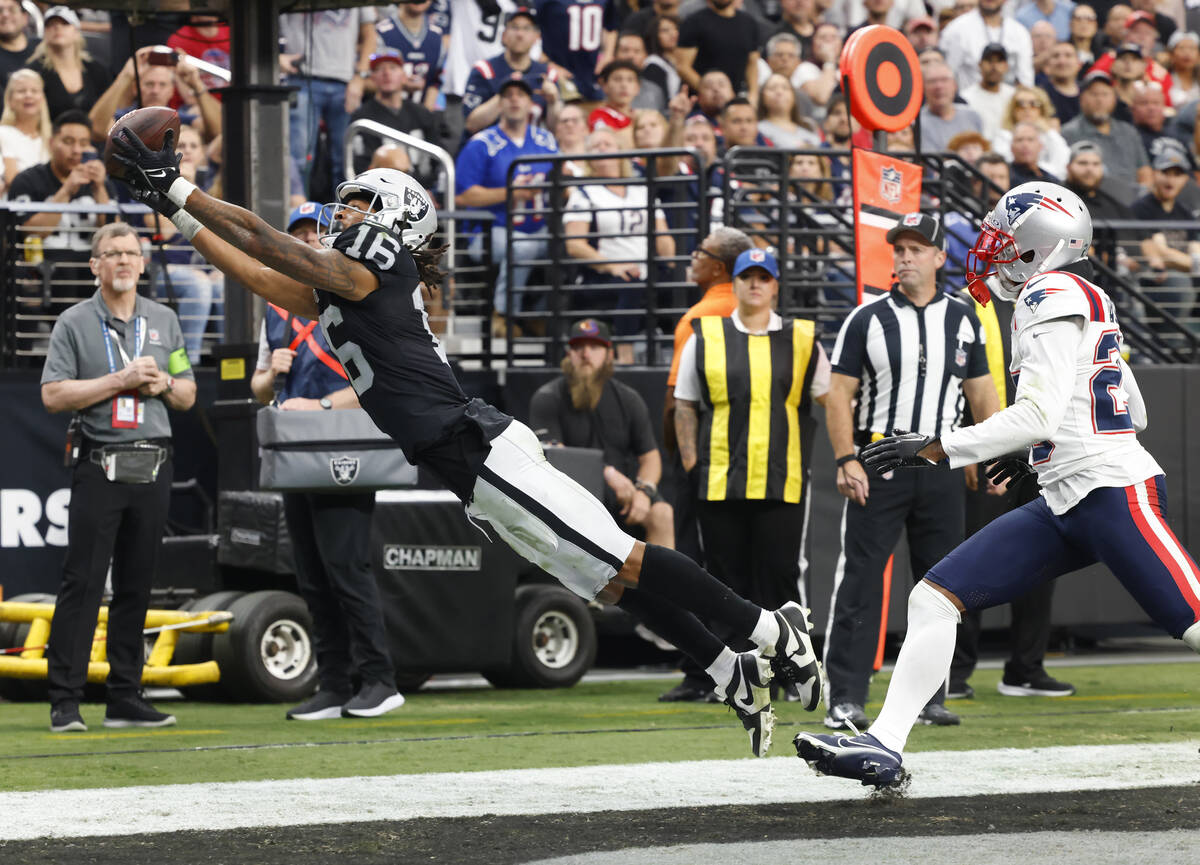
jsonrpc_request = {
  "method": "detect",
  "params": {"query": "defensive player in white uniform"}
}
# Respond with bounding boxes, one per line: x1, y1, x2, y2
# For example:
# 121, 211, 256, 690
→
794, 182, 1200, 788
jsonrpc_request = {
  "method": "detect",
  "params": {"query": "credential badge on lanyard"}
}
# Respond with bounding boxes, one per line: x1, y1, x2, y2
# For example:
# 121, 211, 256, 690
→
100, 311, 146, 429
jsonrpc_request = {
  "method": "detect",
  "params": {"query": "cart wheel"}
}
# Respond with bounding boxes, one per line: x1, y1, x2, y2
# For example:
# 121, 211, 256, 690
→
175, 591, 246, 700
483, 585, 596, 689
211, 591, 317, 702
0, 594, 57, 702
393, 671, 432, 692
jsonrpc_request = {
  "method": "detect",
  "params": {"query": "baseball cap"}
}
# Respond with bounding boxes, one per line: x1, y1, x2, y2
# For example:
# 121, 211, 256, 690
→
1115, 42, 1144, 58
499, 74, 534, 96
1151, 138, 1190, 171
369, 48, 405, 69
886, 212, 945, 250
567, 318, 612, 346
904, 16, 936, 34
1125, 10, 1157, 29
1068, 139, 1103, 161
1079, 69, 1114, 91
731, 248, 780, 279
980, 42, 1008, 61
505, 6, 538, 26
43, 6, 80, 28
287, 201, 323, 232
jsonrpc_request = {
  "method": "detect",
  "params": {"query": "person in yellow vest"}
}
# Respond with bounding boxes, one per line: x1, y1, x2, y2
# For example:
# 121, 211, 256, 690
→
673, 247, 830, 700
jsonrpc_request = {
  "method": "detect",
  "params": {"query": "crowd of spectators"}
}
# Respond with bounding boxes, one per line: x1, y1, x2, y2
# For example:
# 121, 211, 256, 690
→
3, 1, 1200, 358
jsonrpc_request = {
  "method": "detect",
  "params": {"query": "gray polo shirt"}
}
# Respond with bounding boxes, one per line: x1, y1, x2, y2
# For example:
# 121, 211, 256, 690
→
1061, 115, 1149, 187
41, 289, 194, 444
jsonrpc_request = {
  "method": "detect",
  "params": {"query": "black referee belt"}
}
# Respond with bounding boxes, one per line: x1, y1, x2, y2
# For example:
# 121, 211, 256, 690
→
80, 437, 173, 459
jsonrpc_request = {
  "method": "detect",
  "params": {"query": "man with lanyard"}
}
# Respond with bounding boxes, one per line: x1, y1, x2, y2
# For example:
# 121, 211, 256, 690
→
249, 202, 406, 721
40, 222, 196, 733
822, 213, 999, 732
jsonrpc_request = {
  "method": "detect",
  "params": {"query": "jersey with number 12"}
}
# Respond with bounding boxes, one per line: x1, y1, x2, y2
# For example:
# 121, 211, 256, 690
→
1008, 271, 1161, 512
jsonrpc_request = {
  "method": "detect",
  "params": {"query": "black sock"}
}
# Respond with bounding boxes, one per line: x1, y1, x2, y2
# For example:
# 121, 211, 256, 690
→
636, 544, 762, 642
616, 588, 725, 670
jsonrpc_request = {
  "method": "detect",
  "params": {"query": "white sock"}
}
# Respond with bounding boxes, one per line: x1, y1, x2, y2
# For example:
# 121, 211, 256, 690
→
749, 609, 780, 651
705, 646, 737, 696
867, 581, 961, 754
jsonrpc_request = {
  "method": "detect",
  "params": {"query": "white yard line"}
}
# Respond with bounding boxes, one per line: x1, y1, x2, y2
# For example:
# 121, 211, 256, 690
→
1, 742, 1198, 841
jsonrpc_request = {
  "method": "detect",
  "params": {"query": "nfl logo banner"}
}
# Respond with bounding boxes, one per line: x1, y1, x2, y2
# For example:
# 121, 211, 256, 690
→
851, 149, 923, 300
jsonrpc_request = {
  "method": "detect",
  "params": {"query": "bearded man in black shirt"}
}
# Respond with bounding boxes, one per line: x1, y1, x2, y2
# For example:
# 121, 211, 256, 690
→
114, 127, 824, 759
530, 318, 674, 547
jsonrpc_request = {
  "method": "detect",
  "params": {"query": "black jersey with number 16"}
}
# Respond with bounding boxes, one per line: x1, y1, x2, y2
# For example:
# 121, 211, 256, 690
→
315, 222, 510, 462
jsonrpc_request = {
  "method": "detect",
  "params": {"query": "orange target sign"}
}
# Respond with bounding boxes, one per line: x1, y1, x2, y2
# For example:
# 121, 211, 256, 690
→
839, 24, 923, 133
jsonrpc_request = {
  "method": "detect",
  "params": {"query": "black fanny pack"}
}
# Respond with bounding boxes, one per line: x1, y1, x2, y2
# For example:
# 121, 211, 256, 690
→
88, 441, 168, 484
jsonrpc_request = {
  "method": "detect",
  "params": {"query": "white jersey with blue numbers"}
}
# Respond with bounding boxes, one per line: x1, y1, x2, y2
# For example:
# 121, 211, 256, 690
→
942, 269, 1162, 515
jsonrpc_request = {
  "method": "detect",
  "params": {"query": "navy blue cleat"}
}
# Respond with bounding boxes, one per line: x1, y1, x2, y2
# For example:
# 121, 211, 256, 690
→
793, 731, 906, 788
766, 602, 823, 712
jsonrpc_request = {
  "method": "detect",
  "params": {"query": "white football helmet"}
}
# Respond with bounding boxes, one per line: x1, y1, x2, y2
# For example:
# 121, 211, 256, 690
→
966, 181, 1092, 305
322, 168, 438, 250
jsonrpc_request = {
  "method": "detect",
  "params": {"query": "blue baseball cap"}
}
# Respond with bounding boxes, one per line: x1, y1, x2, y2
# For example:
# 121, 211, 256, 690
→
287, 201, 322, 232
732, 247, 779, 279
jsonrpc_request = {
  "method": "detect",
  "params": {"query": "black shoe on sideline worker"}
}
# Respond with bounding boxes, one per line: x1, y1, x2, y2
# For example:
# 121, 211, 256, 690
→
998, 667, 1076, 697
947, 681, 975, 699
103, 695, 176, 728
342, 681, 406, 717
287, 689, 350, 721
658, 677, 719, 703
916, 703, 961, 726
50, 704, 87, 733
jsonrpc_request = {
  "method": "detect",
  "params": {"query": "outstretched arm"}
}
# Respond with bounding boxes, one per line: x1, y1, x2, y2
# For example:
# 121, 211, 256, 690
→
181, 187, 377, 301
189, 228, 321, 318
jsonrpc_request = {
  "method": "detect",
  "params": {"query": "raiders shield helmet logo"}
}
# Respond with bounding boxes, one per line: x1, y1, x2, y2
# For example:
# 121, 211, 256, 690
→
403, 185, 430, 221
330, 455, 360, 486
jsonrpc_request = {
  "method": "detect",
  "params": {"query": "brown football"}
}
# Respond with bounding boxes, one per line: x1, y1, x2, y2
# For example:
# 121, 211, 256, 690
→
102, 106, 181, 181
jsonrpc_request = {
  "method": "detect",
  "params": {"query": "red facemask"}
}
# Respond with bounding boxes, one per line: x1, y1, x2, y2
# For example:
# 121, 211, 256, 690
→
965, 219, 1020, 306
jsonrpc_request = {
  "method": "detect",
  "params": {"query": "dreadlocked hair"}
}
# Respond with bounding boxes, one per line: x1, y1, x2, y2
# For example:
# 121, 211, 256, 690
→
413, 242, 450, 294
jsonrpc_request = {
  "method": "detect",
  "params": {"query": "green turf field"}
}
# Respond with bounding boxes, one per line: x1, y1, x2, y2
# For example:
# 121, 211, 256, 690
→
0, 663, 1196, 793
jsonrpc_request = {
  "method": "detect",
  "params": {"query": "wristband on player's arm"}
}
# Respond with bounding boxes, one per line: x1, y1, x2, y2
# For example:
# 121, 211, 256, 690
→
170, 208, 204, 242
835, 453, 859, 468
167, 177, 198, 209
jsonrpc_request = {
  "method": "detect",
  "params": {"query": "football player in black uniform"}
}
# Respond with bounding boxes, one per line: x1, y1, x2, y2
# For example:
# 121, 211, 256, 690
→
112, 128, 821, 758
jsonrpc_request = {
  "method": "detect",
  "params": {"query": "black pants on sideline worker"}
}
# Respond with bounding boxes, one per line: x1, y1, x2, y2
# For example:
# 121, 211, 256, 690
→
824, 465, 964, 708
282, 491, 395, 693
47, 456, 172, 707
697, 498, 804, 625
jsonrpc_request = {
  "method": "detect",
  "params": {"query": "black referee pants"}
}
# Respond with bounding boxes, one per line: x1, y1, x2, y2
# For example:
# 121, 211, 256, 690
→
824, 465, 964, 707
697, 498, 805, 648
283, 492, 394, 694
47, 459, 172, 708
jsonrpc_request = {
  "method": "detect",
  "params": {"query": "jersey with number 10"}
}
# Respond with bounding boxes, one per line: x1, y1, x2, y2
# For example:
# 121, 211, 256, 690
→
316, 222, 471, 459
534, 0, 616, 101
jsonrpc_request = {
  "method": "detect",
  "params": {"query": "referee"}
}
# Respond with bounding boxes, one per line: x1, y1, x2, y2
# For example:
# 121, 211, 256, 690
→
822, 213, 999, 731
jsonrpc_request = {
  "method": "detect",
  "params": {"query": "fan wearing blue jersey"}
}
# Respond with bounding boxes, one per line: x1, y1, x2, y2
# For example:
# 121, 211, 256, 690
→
534, 0, 618, 102
455, 76, 558, 325
463, 8, 556, 135
375, 0, 448, 111
795, 182, 1200, 789
113, 128, 828, 762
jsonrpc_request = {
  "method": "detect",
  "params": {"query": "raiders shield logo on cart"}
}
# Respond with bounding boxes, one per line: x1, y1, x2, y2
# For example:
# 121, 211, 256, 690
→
330, 455, 360, 486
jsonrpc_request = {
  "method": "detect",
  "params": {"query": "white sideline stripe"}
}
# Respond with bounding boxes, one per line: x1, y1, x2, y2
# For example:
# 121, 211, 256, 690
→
1, 742, 1198, 840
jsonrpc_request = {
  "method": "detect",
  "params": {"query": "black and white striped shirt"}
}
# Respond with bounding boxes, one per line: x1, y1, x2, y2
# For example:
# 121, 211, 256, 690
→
830, 290, 989, 441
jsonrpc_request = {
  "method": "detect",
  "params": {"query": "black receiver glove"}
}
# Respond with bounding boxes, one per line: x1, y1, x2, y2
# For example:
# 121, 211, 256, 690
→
129, 185, 180, 218
859, 429, 938, 475
983, 454, 1034, 486
111, 127, 182, 197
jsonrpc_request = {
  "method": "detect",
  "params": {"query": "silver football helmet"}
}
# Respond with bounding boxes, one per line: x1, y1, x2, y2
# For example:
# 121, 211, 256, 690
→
321, 168, 438, 250
966, 181, 1092, 305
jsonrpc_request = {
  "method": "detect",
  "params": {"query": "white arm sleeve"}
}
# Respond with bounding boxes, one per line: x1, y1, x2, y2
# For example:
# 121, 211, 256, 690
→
673, 336, 702, 402
254, 320, 272, 372
1119, 356, 1148, 432
941, 317, 1083, 467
